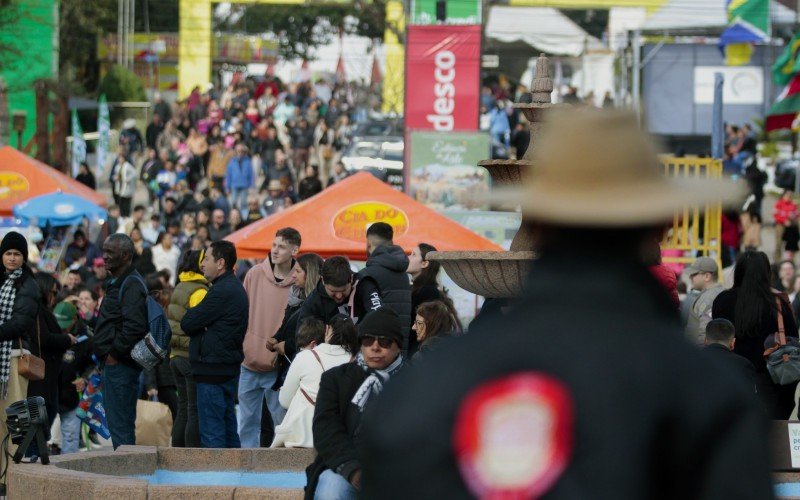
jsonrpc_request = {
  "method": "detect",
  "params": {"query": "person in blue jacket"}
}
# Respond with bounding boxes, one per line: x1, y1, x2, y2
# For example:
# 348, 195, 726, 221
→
225, 143, 254, 212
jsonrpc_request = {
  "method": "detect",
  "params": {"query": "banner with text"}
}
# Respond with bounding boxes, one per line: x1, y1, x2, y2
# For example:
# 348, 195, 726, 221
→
409, 131, 490, 211
405, 25, 481, 133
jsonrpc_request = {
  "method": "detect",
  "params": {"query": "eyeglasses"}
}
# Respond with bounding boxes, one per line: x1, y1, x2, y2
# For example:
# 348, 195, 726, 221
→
360, 336, 394, 349
414, 319, 425, 328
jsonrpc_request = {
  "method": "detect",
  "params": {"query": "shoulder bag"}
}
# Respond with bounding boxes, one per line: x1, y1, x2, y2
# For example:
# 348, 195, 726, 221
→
18, 319, 45, 381
764, 295, 800, 385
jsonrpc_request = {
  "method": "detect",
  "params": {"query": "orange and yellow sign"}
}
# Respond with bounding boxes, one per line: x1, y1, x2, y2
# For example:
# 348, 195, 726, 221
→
333, 201, 409, 242
0, 172, 29, 201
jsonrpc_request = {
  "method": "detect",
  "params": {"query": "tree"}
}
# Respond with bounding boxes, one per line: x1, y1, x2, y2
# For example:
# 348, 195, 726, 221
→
98, 64, 147, 123
215, 1, 388, 61
59, 0, 118, 92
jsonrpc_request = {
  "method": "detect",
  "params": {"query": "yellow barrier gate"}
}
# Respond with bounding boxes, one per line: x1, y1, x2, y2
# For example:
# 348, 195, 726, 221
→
660, 155, 723, 271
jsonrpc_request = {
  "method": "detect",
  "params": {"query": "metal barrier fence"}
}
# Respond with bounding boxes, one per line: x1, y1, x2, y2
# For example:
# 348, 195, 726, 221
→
660, 155, 723, 271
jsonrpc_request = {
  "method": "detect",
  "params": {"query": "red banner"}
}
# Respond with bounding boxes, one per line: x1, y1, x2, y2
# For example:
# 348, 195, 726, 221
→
405, 25, 481, 132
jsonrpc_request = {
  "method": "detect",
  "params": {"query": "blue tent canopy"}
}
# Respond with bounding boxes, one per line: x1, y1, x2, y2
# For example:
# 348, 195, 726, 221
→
13, 192, 107, 227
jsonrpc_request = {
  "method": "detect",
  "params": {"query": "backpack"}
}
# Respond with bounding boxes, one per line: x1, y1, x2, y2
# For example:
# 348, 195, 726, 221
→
119, 274, 172, 369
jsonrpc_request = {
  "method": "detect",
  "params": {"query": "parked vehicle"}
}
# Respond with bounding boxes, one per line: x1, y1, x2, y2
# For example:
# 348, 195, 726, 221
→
341, 137, 404, 189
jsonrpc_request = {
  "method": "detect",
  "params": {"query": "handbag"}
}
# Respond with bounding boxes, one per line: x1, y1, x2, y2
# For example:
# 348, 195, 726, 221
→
764, 295, 800, 385
18, 320, 45, 381
135, 396, 173, 447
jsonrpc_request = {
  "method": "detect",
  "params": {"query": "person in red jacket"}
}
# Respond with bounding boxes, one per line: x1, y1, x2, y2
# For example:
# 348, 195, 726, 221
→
774, 190, 799, 262
643, 237, 680, 309
721, 209, 743, 268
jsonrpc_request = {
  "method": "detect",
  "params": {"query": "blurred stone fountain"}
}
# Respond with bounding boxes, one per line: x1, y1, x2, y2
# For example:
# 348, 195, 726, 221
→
427, 54, 556, 298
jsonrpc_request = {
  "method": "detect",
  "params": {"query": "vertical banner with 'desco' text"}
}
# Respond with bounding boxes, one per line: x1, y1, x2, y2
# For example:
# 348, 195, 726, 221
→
404, 25, 481, 193
405, 25, 481, 133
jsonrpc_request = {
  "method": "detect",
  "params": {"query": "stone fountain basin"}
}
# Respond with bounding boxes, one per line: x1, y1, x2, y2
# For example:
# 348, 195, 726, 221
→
427, 251, 535, 298
7, 445, 314, 499
478, 159, 529, 185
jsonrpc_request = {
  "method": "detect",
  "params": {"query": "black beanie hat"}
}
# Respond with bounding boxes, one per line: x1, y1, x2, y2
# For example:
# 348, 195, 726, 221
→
357, 307, 403, 347
0, 231, 28, 264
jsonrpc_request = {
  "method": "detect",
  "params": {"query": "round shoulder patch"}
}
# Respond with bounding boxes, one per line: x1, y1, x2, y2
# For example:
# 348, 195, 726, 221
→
453, 373, 573, 499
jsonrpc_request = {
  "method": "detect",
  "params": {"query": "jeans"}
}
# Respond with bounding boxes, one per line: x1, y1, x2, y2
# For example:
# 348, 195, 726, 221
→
196, 377, 240, 448
170, 356, 201, 447
59, 408, 81, 454
314, 469, 358, 500
231, 188, 249, 211
237, 366, 284, 448
102, 362, 142, 449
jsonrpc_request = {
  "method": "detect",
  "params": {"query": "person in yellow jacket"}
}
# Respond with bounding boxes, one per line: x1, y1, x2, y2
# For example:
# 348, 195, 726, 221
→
167, 249, 209, 447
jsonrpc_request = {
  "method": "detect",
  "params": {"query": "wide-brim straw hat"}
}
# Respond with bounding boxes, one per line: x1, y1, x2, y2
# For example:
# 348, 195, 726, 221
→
514, 108, 742, 226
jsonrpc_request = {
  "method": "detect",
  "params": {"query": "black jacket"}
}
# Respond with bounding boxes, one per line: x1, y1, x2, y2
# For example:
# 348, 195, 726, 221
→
712, 288, 797, 418
181, 271, 248, 380
93, 267, 148, 366
0, 271, 39, 343
307, 362, 370, 499
58, 327, 94, 413
28, 309, 73, 407
702, 343, 757, 393
272, 303, 302, 391
361, 252, 774, 499
357, 245, 411, 349
297, 280, 377, 329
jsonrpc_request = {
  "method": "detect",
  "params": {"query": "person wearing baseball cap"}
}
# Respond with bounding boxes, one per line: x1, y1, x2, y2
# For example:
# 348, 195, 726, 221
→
685, 257, 724, 345
362, 108, 771, 498
54, 301, 79, 332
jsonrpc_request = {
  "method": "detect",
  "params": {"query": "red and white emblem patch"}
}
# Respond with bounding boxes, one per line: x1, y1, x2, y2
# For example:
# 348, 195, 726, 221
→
453, 373, 574, 499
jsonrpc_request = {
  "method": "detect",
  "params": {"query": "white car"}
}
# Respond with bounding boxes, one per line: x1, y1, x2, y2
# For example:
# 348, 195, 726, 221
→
341, 137, 404, 188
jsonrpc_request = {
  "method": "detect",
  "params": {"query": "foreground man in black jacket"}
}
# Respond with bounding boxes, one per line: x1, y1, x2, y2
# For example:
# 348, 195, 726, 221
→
361, 109, 774, 499
305, 307, 405, 499
93, 233, 148, 448
181, 241, 248, 448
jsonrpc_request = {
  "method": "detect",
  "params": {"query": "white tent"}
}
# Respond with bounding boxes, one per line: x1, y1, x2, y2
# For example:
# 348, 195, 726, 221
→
642, 0, 795, 31
485, 7, 599, 57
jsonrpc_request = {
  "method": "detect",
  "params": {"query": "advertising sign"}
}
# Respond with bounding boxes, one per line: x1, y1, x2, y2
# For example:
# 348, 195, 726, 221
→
409, 131, 490, 211
694, 66, 764, 105
410, 0, 482, 25
405, 25, 481, 132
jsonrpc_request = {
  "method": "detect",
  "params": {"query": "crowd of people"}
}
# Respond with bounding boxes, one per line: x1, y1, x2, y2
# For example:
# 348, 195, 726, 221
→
74, 77, 382, 226
0, 105, 787, 497
0, 213, 462, 489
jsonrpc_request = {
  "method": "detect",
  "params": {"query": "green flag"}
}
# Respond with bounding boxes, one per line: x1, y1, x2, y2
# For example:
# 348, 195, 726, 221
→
97, 94, 110, 174
71, 109, 86, 178
773, 32, 800, 86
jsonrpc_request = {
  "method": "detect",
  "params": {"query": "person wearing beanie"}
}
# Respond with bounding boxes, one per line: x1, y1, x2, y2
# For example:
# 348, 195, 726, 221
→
306, 307, 406, 499
0, 231, 40, 470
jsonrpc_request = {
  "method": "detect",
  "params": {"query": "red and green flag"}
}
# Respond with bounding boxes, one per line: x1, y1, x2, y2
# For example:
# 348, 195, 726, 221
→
766, 72, 800, 132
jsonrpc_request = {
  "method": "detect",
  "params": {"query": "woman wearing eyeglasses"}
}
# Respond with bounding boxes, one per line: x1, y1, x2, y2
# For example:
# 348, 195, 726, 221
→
411, 301, 457, 362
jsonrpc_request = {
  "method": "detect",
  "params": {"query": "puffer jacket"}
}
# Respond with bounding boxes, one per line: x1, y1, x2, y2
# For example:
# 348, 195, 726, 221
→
168, 272, 209, 358
0, 270, 40, 343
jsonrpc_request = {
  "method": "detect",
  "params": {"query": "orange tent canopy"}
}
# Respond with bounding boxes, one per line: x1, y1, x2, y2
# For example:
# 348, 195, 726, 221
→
226, 172, 503, 260
0, 146, 107, 216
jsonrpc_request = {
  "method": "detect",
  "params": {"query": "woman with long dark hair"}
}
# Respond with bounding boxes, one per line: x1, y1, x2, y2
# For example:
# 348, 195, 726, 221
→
29, 275, 75, 436
0, 232, 41, 467
407, 243, 461, 355
712, 250, 798, 418
167, 249, 208, 448
412, 300, 457, 361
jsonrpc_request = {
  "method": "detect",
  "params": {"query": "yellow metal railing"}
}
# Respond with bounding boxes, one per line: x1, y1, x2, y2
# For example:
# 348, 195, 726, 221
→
660, 155, 723, 271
